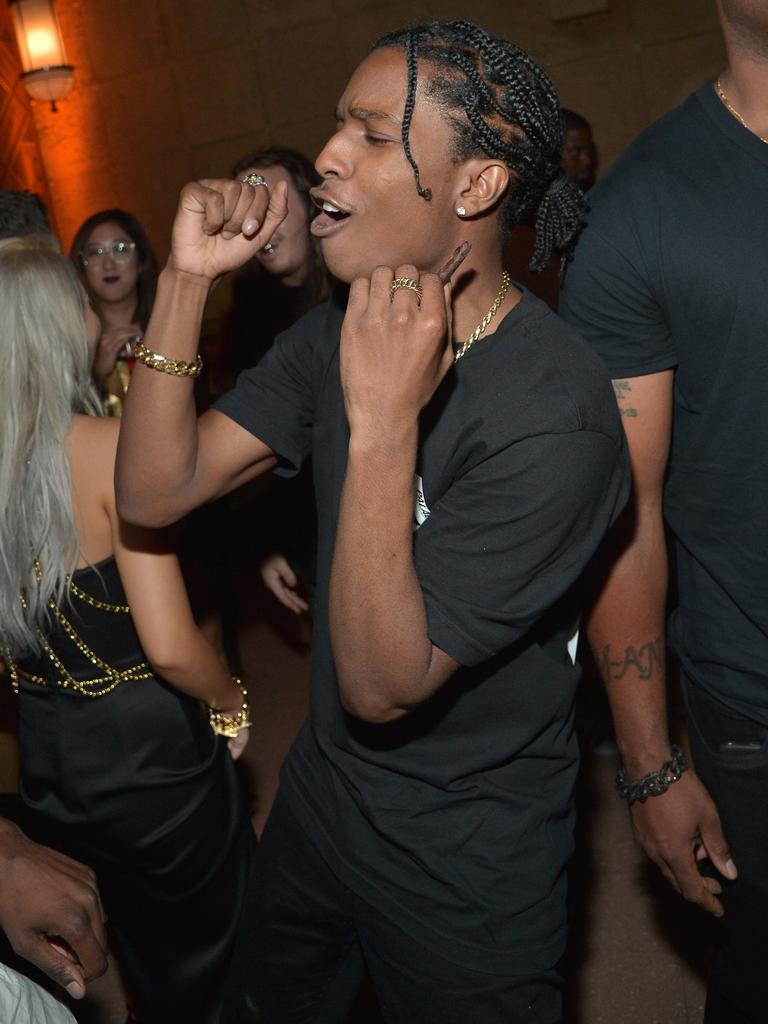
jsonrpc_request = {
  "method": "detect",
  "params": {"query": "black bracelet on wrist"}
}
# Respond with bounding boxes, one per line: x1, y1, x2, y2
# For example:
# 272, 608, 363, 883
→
615, 745, 688, 805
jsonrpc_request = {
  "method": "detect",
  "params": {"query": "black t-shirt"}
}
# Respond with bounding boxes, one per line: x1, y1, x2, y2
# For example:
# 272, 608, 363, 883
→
216, 287, 627, 971
560, 83, 768, 721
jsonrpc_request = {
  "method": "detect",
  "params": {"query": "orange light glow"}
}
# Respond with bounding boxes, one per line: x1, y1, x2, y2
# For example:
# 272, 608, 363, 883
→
10, 0, 67, 73
25, 27, 61, 66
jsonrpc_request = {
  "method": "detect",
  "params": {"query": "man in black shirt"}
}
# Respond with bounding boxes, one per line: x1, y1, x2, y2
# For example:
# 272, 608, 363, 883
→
117, 21, 627, 1023
560, 2, 768, 1020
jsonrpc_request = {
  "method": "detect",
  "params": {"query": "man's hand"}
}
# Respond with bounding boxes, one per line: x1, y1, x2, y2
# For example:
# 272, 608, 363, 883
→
629, 770, 737, 916
0, 820, 107, 998
340, 262, 454, 437
260, 553, 309, 615
170, 178, 288, 282
92, 324, 141, 386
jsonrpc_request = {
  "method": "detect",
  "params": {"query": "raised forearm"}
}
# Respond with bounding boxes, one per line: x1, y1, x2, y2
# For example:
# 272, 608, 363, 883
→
586, 502, 671, 775
116, 267, 210, 526
330, 426, 435, 722
330, 261, 460, 721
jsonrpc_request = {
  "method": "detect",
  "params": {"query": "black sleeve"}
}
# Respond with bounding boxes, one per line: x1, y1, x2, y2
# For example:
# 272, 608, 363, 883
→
559, 187, 678, 379
414, 429, 628, 667
213, 314, 331, 475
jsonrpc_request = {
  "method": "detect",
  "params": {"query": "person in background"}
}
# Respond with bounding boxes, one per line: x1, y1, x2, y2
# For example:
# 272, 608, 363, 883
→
0, 190, 57, 249
227, 148, 330, 614
560, 109, 597, 192
183, 149, 329, 832
560, 1, 766, 1020
70, 209, 158, 415
501, 107, 598, 309
0, 210, 108, 1008
0, 242, 256, 1024
192, 149, 329, 632
201, 148, 330, 406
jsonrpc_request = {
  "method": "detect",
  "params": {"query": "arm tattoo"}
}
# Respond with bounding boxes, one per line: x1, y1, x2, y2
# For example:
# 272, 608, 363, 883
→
599, 637, 662, 684
612, 379, 638, 418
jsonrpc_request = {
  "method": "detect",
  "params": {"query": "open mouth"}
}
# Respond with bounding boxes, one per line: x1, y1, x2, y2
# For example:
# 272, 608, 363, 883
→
310, 192, 353, 238
102, 275, 119, 284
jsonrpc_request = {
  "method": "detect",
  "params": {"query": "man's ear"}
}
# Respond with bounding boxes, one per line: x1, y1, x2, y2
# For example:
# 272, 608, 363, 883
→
456, 161, 510, 216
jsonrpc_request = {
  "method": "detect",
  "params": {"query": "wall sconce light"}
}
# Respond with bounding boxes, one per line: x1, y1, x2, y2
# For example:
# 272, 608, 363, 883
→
9, 0, 74, 112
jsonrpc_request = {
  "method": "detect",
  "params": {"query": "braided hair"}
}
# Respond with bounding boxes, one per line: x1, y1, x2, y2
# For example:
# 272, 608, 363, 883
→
372, 21, 584, 271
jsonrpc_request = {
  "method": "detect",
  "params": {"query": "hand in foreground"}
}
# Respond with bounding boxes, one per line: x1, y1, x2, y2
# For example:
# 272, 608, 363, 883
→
92, 324, 141, 386
260, 553, 309, 615
170, 177, 289, 282
339, 244, 469, 434
0, 821, 107, 998
630, 769, 737, 916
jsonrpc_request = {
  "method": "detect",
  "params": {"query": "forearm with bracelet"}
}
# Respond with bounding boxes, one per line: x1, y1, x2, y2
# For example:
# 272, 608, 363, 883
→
615, 744, 688, 805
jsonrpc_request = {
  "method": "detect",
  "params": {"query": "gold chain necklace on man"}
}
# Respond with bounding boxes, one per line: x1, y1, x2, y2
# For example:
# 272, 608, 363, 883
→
715, 78, 768, 145
453, 270, 511, 363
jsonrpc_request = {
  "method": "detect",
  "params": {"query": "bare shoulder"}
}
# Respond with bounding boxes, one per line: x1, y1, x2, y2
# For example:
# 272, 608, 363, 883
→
69, 413, 120, 443
67, 415, 120, 506
68, 413, 119, 462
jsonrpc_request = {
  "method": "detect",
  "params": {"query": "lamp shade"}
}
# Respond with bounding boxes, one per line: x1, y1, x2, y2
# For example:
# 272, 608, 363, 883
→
9, 0, 74, 109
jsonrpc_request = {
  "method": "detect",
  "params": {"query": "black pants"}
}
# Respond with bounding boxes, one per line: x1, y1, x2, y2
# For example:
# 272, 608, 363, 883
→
254, 793, 563, 1024
684, 678, 768, 1024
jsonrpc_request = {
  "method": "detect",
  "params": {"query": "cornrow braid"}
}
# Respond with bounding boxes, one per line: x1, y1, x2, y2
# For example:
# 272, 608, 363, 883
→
402, 31, 432, 200
447, 22, 546, 142
372, 20, 585, 271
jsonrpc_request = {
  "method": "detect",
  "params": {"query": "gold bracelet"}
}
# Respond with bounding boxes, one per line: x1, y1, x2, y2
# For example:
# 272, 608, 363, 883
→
208, 676, 251, 739
134, 341, 203, 379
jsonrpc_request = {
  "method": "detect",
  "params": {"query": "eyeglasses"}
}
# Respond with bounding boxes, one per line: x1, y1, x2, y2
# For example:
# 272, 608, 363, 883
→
80, 241, 137, 265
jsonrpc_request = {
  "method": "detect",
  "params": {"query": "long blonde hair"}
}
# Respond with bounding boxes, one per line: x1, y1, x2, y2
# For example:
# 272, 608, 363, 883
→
0, 241, 101, 656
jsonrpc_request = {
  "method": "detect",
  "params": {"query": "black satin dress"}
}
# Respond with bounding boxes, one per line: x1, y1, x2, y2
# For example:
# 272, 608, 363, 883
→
14, 558, 257, 1023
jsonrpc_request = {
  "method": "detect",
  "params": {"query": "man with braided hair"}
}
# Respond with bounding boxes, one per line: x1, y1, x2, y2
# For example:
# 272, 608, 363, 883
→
116, 20, 627, 1022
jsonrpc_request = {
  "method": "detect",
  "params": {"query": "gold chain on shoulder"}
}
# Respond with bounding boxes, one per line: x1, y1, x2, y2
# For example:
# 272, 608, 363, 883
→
66, 577, 130, 613
5, 566, 150, 697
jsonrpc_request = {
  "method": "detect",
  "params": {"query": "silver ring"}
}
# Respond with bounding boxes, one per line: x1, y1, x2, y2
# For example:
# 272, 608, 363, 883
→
242, 173, 269, 189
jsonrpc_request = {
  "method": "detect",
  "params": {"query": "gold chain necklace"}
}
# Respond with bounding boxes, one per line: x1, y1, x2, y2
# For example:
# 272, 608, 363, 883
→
715, 78, 768, 145
453, 271, 511, 363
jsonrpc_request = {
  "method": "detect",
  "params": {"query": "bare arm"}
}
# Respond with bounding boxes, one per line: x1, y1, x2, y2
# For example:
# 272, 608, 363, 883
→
588, 371, 735, 915
331, 428, 459, 723
587, 372, 673, 773
329, 265, 459, 723
80, 416, 249, 755
116, 179, 288, 527
111, 515, 242, 714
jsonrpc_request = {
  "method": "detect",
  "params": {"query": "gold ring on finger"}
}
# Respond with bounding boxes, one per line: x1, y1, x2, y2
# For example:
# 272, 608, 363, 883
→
390, 277, 423, 304
242, 173, 269, 189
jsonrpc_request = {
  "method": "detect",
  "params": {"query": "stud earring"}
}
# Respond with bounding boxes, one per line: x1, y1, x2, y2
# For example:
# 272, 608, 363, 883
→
456, 206, 466, 217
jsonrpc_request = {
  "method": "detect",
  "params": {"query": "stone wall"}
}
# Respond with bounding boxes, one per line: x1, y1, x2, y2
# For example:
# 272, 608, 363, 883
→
0, 2, 54, 221
27, 0, 725, 261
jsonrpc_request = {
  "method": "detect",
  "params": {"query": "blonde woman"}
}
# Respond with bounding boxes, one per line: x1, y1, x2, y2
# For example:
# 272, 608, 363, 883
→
0, 242, 256, 1023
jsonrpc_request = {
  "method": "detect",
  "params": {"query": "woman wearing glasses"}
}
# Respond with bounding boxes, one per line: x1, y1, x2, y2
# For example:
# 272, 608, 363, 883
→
70, 210, 158, 415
